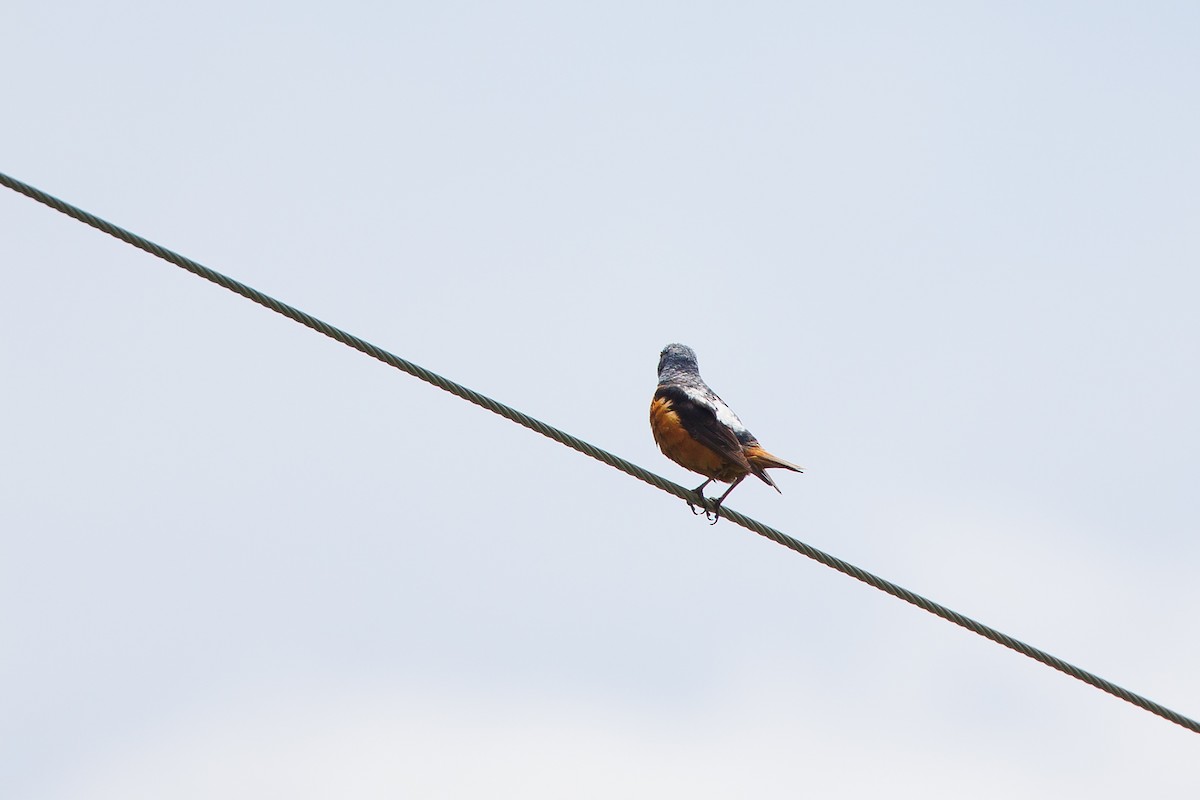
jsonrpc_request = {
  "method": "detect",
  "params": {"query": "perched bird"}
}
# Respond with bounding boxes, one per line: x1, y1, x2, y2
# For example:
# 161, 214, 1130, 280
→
650, 343, 803, 522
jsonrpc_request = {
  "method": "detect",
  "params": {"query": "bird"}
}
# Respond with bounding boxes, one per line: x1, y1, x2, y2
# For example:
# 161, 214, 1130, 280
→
650, 343, 803, 522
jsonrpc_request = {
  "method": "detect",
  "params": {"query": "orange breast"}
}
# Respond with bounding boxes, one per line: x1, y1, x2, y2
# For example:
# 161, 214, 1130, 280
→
650, 396, 746, 482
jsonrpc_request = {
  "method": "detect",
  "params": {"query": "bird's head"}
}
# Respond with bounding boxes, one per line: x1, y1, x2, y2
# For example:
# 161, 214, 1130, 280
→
657, 343, 701, 383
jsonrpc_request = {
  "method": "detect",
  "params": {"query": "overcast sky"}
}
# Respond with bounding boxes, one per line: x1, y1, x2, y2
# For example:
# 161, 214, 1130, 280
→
3, 2, 1198, 797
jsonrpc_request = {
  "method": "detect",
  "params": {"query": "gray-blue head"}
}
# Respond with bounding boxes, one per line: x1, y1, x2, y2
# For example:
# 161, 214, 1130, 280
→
657, 343, 701, 383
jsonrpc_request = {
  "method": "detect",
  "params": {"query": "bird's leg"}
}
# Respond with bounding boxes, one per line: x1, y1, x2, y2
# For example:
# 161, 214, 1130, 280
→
708, 475, 747, 525
689, 479, 713, 515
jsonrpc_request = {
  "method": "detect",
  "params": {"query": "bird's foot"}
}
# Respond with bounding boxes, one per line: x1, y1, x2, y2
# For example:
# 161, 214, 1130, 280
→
691, 496, 720, 523
687, 496, 717, 522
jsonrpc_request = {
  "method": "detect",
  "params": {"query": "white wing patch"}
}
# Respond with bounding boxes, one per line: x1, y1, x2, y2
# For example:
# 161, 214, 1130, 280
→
682, 385, 749, 435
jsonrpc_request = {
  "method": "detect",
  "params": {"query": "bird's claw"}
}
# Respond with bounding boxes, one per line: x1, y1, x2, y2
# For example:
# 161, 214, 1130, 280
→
688, 497, 720, 524
687, 486, 721, 523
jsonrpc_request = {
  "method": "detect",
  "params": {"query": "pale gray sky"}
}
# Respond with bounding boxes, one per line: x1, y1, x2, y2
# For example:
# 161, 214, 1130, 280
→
3, 2, 1198, 797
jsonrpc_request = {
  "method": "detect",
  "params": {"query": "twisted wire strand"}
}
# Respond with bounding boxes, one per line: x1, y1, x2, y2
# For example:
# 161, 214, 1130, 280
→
3, 170, 1196, 735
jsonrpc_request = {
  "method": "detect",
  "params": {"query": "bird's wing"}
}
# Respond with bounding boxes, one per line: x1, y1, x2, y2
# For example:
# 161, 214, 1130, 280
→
656, 384, 751, 470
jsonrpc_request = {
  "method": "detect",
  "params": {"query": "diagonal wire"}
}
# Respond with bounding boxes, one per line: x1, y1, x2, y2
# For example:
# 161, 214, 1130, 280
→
3, 170, 1197, 736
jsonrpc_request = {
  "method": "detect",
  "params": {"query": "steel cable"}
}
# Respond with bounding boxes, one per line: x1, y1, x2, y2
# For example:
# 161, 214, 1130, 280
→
3, 170, 1196, 735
